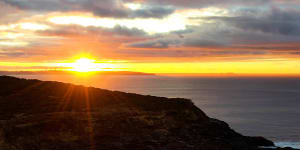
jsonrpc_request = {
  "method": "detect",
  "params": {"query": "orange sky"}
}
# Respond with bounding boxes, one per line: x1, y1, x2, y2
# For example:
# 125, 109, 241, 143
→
1, 0, 300, 75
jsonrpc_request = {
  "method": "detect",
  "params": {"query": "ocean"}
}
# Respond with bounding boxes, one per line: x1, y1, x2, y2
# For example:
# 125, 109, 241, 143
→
12, 75, 300, 148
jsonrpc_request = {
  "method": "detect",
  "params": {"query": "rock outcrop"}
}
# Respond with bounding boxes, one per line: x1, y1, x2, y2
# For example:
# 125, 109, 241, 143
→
0, 76, 296, 150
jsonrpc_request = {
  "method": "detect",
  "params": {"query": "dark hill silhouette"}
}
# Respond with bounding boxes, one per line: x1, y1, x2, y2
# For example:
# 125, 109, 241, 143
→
0, 76, 297, 150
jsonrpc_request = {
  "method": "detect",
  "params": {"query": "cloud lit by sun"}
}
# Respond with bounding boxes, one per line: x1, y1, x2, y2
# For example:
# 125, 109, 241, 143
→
47, 12, 187, 34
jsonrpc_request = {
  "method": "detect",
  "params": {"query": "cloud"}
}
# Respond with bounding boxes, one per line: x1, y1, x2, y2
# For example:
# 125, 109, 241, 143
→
0, 51, 26, 57
125, 0, 271, 8
3, 0, 175, 19
39, 24, 147, 39
127, 39, 177, 48
111, 25, 147, 36
115, 48, 269, 60
0, 1, 30, 24
130, 5, 174, 18
124, 6, 300, 59
127, 36, 228, 49
183, 38, 228, 48
208, 8, 300, 37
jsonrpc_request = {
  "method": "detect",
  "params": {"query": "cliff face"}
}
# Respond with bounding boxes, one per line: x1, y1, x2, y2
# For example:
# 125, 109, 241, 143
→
0, 76, 287, 150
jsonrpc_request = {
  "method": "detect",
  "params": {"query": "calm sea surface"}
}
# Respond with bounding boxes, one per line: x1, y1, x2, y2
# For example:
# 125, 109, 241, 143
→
13, 75, 300, 148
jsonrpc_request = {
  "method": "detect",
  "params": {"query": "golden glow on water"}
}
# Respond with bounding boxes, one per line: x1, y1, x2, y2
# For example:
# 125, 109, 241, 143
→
121, 60, 300, 75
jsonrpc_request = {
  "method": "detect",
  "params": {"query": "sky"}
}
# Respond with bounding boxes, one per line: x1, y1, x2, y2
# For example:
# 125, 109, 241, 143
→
1, 0, 300, 74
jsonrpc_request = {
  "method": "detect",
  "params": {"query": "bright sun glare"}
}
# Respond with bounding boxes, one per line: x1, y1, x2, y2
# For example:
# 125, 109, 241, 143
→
53, 56, 120, 73
72, 58, 98, 72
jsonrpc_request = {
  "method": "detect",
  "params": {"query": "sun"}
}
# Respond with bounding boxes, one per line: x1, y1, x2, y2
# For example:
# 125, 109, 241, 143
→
71, 58, 98, 72
55, 56, 120, 73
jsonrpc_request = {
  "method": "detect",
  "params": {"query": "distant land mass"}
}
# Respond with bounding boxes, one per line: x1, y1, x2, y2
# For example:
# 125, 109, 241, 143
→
0, 70, 155, 76
0, 76, 298, 150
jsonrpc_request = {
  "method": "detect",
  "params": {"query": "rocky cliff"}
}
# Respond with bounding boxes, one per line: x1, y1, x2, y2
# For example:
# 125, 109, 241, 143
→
0, 76, 296, 150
